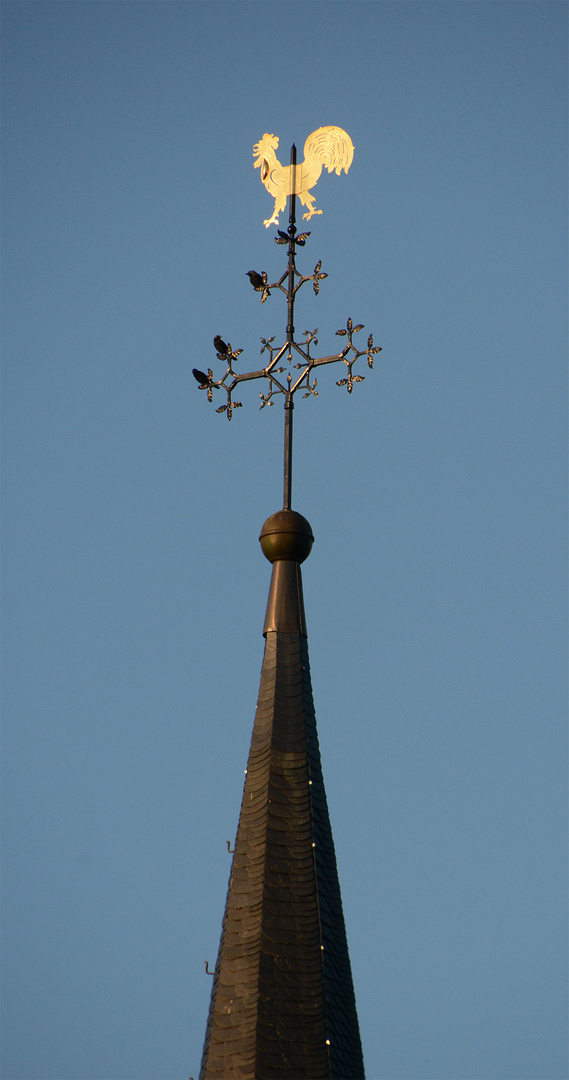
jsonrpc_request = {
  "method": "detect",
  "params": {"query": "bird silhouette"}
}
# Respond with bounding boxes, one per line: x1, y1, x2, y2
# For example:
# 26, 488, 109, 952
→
192, 368, 209, 386
247, 271, 270, 302
247, 271, 263, 289
214, 335, 228, 355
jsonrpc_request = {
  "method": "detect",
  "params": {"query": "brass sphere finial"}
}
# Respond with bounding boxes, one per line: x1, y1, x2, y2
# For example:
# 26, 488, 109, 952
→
259, 510, 314, 564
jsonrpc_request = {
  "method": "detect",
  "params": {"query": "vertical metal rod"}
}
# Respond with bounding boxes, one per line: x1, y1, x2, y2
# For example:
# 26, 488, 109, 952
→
283, 143, 296, 512
286, 145, 296, 343
283, 397, 293, 510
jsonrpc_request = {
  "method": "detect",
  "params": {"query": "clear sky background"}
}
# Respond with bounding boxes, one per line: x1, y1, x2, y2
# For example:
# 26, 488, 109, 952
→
2, 3, 567, 1079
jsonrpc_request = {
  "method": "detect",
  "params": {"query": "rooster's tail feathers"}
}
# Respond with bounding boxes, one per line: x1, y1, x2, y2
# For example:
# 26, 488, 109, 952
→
303, 126, 355, 176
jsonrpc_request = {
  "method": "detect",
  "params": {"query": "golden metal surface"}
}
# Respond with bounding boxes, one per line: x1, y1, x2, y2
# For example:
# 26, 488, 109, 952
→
253, 127, 354, 227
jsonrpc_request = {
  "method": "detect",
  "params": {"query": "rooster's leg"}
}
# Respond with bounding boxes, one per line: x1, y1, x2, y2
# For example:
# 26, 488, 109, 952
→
264, 190, 288, 228
299, 190, 322, 222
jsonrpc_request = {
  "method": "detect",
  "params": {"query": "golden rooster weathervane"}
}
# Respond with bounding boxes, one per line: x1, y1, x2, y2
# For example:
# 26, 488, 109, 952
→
253, 126, 354, 227
192, 127, 380, 512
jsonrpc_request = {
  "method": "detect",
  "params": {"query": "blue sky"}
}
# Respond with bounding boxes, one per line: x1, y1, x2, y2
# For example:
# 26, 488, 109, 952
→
2, 3, 567, 1079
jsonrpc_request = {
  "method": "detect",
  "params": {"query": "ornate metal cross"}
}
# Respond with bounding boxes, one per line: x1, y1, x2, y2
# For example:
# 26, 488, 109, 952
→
192, 135, 381, 511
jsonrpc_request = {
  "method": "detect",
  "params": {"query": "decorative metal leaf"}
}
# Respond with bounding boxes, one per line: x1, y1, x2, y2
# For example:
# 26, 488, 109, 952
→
314, 260, 322, 273
336, 378, 348, 386
347, 318, 353, 332
296, 232, 311, 245
336, 329, 347, 336
275, 235, 288, 244
367, 336, 381, 367
260, 336, 275, 356
197, 367, 217, 401
205, 370, 217, 402
353, 375, 365, 382
353, 324, 364, 333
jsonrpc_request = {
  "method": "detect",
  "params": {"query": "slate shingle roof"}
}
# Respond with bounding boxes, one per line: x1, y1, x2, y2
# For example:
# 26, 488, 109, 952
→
200, 514, 364, 1080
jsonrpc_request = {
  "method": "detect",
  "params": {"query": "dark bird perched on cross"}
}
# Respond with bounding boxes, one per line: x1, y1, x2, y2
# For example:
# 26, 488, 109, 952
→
193, 367, 218, 402
214, 336, 229, 356
192, 368, 210, 386
247, 270, 271, 303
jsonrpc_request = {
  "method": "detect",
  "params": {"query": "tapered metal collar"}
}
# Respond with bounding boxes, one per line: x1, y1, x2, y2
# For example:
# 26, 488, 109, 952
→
259, 510, 313, 637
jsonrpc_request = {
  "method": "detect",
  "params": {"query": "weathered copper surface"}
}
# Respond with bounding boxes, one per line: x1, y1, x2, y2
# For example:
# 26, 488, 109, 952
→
200, 523, 364, 1079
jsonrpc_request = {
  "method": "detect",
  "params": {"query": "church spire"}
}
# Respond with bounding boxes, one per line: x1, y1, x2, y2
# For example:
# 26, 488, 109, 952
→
200, 511, 364, 1079
194, 131, 380, 1079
